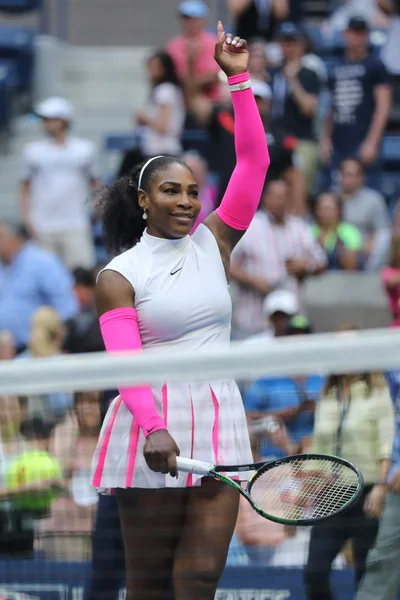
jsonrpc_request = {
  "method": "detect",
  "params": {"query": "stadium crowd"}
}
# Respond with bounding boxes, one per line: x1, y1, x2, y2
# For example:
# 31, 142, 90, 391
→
1, 0, 400, 599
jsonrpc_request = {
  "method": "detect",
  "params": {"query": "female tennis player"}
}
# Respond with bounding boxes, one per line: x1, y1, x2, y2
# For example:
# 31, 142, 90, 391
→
91, 21, 270, 599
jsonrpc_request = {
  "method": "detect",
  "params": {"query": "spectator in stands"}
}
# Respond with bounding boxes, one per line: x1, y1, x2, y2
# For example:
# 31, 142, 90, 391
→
326, 0, 388, 32
230, 179, 326, 338
339, 158, 391, 270
186, 75, 306, 212
227, 0, 289, 43
304, 343, 394, 600
380, 235, 400, 326
0, 396, 32, 557
248, 38, 269, 82
166, 0, 221, 101
64, 268, 104, 354
19, 97, 100, 270
321, 16, 392, 187
0, 331, 15, 360
379, 0, 400, 75
245, 289, 299, 344
40, 391, 102, 560
312, 191, 363, 270
135, 51, 185, 159
179, 150, 217, 231
0, 220, 78, 354
355, 366, 400, 600
244, 315, 323, 460
271, 23, 322, 196
19, 306, 73, 421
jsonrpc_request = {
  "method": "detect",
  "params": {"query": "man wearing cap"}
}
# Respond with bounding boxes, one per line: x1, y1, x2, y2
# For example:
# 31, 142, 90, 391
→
245, 289, 299, 344
270, 22, 322, 197
321, 16, 392, 184
19, 97, 101, 270
166, 1, 221, 101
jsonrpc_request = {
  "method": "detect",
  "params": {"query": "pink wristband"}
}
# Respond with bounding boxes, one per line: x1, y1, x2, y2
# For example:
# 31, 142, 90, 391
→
227, 72, 250, 85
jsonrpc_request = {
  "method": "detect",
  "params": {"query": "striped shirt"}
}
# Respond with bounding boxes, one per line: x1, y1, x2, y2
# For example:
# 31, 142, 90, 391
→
231, 211, 327, 335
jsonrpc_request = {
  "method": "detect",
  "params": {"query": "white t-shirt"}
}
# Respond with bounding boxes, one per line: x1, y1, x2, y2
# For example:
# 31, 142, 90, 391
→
20, 136, 98, 233
141, 83, 185, 156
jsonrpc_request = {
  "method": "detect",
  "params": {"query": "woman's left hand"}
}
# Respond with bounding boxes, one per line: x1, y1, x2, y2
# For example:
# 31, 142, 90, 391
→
214, 21, 249, 77
363, 484, 387, 519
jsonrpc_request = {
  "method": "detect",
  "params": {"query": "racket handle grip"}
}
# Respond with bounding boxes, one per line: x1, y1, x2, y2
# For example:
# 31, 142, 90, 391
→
176, 457, 213, 476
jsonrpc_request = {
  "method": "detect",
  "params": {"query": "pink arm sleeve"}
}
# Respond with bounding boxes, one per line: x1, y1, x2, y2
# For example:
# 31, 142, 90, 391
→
215, 72, 270, 231
99, 307, 167, 437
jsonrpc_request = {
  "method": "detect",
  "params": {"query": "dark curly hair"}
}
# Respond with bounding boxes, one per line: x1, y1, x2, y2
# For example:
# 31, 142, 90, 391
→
96, 156, 191, 254
149, 50, 181, 88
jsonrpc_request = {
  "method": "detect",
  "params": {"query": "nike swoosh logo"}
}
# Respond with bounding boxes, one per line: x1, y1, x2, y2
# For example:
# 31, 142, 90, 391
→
147, 426, 156, 434
170, 267, 183, 276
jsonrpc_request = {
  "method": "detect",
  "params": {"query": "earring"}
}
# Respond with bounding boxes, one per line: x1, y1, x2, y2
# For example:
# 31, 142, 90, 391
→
142, 211, 148, 220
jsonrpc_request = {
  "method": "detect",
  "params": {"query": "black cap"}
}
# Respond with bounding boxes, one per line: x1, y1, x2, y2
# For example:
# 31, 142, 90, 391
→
277, 22, 303, 40
347, 16, 368, 31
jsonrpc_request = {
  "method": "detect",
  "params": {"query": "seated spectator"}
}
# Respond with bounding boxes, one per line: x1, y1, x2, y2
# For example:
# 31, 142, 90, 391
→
166, 1, 221, 101
244, 316, 324, 460
180, 151, 217, 231
248, 37, 269, 82
0, 331, 15, 361
186, 74, 306, 212
227, 0, 289, 43
321, 16, 392, 187
64, 268, 104, 354
339, 158, 391, 270
304, 335, 394, 600
380, 235, 400, 326
271, 23, 322, 197
0, 220, 78, 354
39, 391, 101, 560
19, 97, 100, 269
312, 191, 363, 270
20, 306, 73, 421
230, 179, 326, 338
245, 289, 299, 344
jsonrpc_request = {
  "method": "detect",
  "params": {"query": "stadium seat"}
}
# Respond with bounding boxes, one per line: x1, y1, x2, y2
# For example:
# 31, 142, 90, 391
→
0, 0, 41, 13
104, 132, 139, 152
0, 26, 35, 93
381, 135, 400, 166
0, 60, 16, 132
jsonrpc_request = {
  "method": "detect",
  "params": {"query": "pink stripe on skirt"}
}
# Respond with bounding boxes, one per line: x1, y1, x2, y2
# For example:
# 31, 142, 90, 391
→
210, 386, 219, 464
187, 385, 195, 487
93, 396, 123, 487
126, 420, 140, 488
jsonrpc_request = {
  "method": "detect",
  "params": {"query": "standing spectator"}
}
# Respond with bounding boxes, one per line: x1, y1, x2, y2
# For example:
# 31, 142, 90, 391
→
244, 315, 323, 460
137, 51, 185, 158
321, 16, 392, 186
181, 151, 218, 231
0, 331, 15, 361
355, 366, 400, 600
380, 235, 400, 326
326, 0, 388, 32
339, 158, 391, 270
19, 97, 100, 270
0, 220, 78, 353
379, 0, 400, 76
248, 38, 269, 82
230, 179, 326, 338
271, 23, 322, 196
166, 1, 221, 101
312, 191, 363, 270
227, 0, 289, 43
304, 357, 394, 600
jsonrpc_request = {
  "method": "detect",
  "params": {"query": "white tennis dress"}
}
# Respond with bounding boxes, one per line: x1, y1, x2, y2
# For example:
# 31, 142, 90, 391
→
90, 224, 252, 490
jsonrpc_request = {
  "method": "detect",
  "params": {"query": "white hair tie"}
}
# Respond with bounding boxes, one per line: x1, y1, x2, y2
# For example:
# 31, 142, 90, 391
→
138, 156, 164, 191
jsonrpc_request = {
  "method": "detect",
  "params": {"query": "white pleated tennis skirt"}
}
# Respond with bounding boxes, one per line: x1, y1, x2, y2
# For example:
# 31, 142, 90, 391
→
90, 380, 253, 490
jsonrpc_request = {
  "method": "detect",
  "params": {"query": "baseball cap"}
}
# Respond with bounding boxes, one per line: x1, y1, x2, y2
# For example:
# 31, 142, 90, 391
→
178, 0, 209, 18
263, 290, 299, 317
251, 80, 272, 101
35, 97, 73, 121
286, 315, 313, 335
277, 22, 303, 40
347, 16, 368, 31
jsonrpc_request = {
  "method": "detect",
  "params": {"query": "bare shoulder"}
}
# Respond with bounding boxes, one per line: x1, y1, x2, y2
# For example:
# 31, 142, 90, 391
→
96, 270, 135, 316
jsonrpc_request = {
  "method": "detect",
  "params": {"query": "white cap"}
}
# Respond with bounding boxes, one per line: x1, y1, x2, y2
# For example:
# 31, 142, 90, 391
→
251, 80, 272, 101
263, 290, 299, 317
35, 97, 73, 121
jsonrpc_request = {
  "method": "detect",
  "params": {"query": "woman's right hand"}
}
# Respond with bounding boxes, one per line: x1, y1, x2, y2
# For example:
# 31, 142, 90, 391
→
214, 21, 249, 77
143, 430, 180, 478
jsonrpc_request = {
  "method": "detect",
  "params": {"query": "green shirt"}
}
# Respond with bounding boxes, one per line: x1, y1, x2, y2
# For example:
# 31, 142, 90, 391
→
312, 223, 363, 253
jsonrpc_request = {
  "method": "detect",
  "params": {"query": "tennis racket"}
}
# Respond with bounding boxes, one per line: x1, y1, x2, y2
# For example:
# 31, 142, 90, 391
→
176, 453, 364, 525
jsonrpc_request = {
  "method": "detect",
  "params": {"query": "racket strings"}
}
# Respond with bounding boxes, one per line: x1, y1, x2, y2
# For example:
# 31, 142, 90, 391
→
249, 458, 359, 522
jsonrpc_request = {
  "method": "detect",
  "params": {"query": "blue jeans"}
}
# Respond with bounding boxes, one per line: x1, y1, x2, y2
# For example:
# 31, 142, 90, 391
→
84, 494, 125, 600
